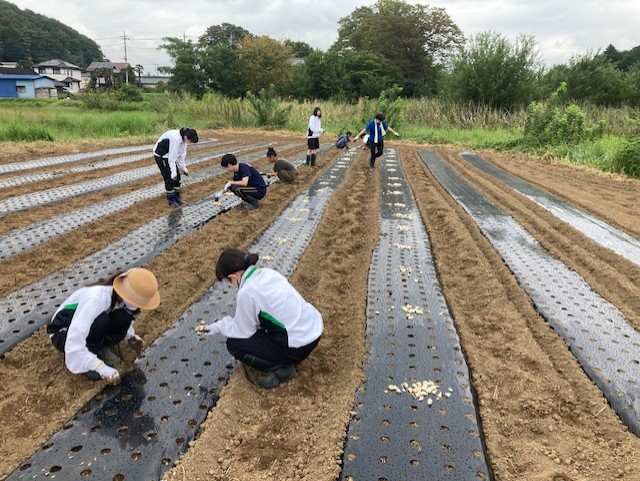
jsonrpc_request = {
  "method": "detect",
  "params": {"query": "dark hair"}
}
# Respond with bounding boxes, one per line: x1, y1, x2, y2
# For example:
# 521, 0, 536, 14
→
215, 248, 259, 281
179, 127, 199, 143
346, 131, 352, 136
313, 106, 321, 116
220, 153, 238, 167
266, 147, 277, 157
375, 112, 386, 121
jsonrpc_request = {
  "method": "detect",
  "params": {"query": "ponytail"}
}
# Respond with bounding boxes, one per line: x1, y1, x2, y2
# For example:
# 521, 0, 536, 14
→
179, 126, 199, 143
216, 248, 259, 281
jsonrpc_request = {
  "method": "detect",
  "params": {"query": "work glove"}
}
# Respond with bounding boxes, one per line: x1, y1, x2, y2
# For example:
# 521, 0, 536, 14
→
96, 363, 121, 385
214, 191, 223, 201
170, 170, 178, 180
204, 322, 220, 336
394, 131, 400, 137
180, 167, 189, 176
224, 181, 232, 192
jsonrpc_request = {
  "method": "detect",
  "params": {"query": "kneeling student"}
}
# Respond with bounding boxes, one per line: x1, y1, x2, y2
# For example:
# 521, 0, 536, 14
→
48, 268, 160, 384
265, 147, 298, 183
220, 153, 267, 210
204, 248, 323, 389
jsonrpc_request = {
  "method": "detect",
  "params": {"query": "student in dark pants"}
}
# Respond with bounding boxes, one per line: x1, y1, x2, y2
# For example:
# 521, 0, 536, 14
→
47, 268, 160, 384
354, 113, 400, 169
204, 248, 323, 389
153, 127, 198, 208
219, 153, 267, 210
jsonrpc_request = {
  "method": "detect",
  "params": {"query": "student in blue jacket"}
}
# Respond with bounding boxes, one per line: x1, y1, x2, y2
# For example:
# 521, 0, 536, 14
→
354, 113, 400, 168
204, 248, 323, 389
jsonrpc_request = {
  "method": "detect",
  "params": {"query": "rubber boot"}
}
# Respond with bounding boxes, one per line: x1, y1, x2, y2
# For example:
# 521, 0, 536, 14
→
306, 155, 311, 166
166, 192, 180, 208
175, 190, 187, 205
310, 153, 317, 167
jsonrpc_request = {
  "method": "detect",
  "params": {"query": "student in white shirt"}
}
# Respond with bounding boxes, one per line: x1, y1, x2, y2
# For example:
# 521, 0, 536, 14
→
153, 126, 198, 208
205, 248, 323, 389
47, 268, 160, 384
306, 106, 324, 167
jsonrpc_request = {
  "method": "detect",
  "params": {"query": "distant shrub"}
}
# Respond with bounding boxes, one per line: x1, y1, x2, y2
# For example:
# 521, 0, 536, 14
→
610, 119, 640, 178
245, 85, 292, 128
117, 84, 143, 102
523, 82, 604, 148
80, 92, 120, 111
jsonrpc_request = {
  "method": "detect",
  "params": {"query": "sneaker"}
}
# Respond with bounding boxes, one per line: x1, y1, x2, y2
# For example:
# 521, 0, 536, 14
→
257, 365, 297, 389
98, 346, 121, 366
244, 202, 258, 211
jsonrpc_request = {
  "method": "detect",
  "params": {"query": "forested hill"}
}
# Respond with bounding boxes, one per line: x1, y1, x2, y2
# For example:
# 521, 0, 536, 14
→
0, 0, 104, 68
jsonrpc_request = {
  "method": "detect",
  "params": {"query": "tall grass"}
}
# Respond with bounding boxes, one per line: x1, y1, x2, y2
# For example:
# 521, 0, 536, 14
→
1, 95, 638, 178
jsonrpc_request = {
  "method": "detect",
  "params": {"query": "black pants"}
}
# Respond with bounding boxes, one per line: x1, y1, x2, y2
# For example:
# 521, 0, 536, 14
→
369, 140, 384, 167
226, 331, 321, 372
155, 155, 181, 194
230, 185, 264, 205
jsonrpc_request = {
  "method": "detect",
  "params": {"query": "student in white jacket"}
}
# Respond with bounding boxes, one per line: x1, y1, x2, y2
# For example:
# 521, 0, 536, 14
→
205, 248, 323, 389
153, 126, 198, 208
47, 268, 160, 384
306, 106, 324, 167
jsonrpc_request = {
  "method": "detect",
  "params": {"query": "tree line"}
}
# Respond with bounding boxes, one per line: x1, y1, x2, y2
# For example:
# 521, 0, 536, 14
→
159, 0, 640, 110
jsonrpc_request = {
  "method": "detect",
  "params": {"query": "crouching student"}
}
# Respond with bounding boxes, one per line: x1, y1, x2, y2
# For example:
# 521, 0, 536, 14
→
205, 248, 323, 389
220, 153, 267, 211
47, 268, 160, 384
336, 131, 352, 149
265, 147, 298, 183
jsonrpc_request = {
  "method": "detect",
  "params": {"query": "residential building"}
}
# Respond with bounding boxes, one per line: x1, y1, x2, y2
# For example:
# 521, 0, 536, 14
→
33, 59, 82, 92
0, 67, 57, 99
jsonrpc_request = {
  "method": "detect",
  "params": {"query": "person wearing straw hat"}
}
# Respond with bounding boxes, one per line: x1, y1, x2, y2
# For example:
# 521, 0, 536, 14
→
203, 248, 323, 389
47, 268, 161, 385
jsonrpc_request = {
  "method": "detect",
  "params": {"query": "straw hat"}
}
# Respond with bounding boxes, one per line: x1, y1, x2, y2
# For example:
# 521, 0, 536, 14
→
113, 268, 160, 310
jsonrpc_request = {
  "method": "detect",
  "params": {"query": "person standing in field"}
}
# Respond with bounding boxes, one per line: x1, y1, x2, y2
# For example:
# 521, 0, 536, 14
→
219, 153, 267, 210
265, 147, 298, 183
306, 106, 324, 167
204, 248, 323, 389
153, 126, 199, 208
354, 113, 400, 169
47, 268, 160, 384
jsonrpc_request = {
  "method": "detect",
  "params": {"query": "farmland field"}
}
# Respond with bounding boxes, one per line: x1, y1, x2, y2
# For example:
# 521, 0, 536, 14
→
0, 129, 639, 481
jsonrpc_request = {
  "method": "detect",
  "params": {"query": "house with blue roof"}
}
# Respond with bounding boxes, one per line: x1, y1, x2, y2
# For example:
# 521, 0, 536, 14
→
0, 67, 57, 99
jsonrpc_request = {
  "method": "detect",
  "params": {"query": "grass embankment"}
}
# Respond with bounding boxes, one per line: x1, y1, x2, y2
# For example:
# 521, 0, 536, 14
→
0, 94, 636, 177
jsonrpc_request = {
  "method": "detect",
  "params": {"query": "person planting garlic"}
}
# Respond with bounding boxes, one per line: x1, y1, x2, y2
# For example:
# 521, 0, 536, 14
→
204, 248, 323, 389
47, 268, 160, 384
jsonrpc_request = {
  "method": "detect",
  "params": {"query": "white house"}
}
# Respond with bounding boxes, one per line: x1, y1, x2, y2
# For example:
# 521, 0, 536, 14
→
33, 59, 82, 92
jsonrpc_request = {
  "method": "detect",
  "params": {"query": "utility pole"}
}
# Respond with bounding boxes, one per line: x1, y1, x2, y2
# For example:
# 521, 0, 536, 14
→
122, 30, 130, 84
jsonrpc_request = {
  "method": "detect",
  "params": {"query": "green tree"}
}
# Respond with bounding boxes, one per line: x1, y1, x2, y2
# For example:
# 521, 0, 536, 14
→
199, 23, 252, 50
237, 36, 294, 94
303, 49, 403, 100
334, 0, 463, 95
160, 37, 206, 98
562, 52, 629, 106
444, 31, 541, 109
284, 39, 313, 58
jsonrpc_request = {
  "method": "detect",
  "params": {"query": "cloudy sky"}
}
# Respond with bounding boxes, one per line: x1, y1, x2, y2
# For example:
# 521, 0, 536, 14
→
8, 0, 639, 74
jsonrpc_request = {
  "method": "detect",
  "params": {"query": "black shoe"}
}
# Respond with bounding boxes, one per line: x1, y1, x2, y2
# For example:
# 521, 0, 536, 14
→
257, 365, 297, 389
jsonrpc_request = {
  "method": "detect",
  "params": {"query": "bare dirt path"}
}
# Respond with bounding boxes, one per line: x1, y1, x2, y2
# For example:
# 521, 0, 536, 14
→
1, 131, 639, 481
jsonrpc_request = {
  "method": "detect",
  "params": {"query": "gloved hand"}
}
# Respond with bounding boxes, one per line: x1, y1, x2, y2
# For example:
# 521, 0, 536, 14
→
127, 333, 144, 352
171, 171, 178, 180
180, 167, 189, 176
394, 131, 400, 137
96, 363, 121, 385
204, 322, 219, 335
224, 181, 232, 192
